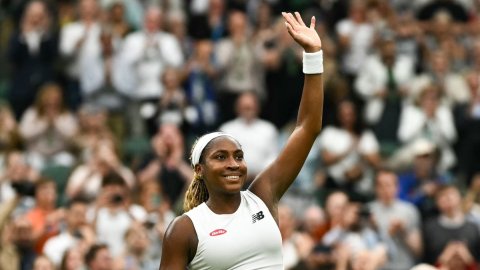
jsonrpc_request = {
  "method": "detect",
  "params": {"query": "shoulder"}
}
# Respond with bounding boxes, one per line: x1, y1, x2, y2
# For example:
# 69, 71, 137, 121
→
162, 214, 198, 266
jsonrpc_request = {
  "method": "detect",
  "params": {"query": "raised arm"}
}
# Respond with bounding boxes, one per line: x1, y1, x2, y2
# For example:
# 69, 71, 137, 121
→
250, 12, 323, 209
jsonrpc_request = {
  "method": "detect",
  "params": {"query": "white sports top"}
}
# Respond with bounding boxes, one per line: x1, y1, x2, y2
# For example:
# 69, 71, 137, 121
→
185, 190, 283, 270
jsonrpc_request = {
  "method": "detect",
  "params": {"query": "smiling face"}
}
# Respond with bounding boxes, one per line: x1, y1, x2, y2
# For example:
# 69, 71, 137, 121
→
196, 136, 247, 195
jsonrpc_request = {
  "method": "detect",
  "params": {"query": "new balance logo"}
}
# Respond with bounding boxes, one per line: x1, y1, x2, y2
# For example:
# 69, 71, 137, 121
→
252, 211, 264, 223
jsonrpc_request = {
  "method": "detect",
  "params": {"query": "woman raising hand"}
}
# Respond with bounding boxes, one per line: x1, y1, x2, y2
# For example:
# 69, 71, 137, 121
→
159, 11, 324, 269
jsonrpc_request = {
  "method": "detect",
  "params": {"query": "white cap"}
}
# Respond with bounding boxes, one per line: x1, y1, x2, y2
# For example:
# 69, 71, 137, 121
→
412, 138, 436, 156
190, 132, 236, 166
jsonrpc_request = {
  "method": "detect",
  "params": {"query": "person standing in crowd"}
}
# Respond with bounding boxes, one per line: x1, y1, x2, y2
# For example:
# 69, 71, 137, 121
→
215, 10, 265, 123
19, 83, 78, 170
7, 0, 58, 119
160, 11, 324, 269
369, 170, 423, 270
59, 0, 102, 110
219, 91, 279, 183
117, 6, 184, 138
423, 185, 480, 269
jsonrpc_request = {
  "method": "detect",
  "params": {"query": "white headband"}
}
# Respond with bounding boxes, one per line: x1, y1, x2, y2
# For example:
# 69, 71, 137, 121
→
190, 132, 236, 166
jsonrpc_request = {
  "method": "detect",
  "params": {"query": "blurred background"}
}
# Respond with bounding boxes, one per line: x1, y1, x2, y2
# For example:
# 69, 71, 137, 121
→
1, 0, 480, 269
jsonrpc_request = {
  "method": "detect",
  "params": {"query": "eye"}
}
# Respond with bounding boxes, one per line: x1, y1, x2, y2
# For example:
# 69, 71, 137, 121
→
235, 154, 244, 161
215, 154, 226, 160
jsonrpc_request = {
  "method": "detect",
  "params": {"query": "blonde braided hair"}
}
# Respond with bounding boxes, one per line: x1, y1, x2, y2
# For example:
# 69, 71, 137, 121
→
183, 171, 209, 212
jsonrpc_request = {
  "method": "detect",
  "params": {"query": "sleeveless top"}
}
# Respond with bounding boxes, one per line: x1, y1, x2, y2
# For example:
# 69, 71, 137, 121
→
185, 190, 283, 269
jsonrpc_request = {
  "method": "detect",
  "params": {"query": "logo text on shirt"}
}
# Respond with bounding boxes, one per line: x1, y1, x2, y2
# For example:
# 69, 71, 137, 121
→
252, 211, 264, 223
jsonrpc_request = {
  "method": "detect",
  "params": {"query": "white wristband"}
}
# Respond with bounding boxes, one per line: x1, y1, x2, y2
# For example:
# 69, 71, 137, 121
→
303, 50, 324, 74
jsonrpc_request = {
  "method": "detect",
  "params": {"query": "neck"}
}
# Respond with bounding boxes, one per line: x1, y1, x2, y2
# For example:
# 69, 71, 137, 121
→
206, 192, 241, 214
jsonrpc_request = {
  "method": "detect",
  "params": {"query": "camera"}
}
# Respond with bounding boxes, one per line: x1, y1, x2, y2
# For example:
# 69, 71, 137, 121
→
111, 194, 124, 204
11, 181, 36, 197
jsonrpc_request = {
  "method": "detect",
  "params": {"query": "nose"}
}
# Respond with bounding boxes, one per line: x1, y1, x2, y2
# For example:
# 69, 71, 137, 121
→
226, 157, 240, 170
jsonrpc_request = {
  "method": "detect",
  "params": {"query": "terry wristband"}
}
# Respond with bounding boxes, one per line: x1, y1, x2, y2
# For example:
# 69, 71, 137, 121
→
303, 50, 324, 74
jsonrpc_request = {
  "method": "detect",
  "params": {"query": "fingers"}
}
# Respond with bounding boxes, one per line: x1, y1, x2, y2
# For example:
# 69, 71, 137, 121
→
310, 16, 316, 29
294, 12, 306, 27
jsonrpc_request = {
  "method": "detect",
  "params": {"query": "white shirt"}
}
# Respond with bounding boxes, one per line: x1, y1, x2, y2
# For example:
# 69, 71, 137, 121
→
89, 205, 147, 256
219, 118, 279, 178
355, 54, 414, 124
336, 19, 375, 75
185, 190, 283, 269
116, 31, 184, 100
43, 232, 77, 266
318, 127, 379, 192
60, 22, 102, 78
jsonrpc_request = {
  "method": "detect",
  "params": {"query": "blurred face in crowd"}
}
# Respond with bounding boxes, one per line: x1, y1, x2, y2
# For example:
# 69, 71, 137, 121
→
278, 204, 296, 240
37, 84, 64, 116
228, 11, 247, 38
144, 8, 162, 33
162, 68, 180, 90
195, 39, 213, 61
375, 171, 398, 205
109, 3, 124, 23
62, 248, 84, 270
89, 247, 112, 270
236, 93, 259, 123
79, 0, 98, 21
436, 187, 462, 216
23, 1, 49, 30
66, 202, 87, 231
6, 151, 32, 181
36, 181, 57, 208
380, 39, 396, 66
33, 256, 55, 270
429, 50, 449, 74
325, 191, 348, 223
209, 0, 225, 18
338, 100, 357, 130
126, 225, 150, 254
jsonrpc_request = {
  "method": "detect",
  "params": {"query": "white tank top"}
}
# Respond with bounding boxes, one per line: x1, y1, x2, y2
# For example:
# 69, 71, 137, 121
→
185, 190, 283, 270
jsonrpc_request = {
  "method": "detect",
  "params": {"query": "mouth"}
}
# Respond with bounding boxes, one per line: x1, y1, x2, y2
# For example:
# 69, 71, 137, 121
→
224, 175, 241, 181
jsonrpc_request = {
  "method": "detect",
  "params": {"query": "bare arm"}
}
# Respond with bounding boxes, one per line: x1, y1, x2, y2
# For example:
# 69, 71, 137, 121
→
250, 12, 323, 213
159, 215, 197, 270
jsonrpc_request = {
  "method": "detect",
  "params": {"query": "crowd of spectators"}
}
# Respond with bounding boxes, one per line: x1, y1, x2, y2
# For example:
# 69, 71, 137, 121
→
1, 0, 480, 269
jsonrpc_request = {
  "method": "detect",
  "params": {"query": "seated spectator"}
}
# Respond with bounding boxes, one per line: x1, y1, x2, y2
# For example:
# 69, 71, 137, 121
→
43, 197, 94, 266
279, 204, 314, 270
306, 191, 349, 269
397, 139, 451, 219
7, 0, 58, 119
19, 83, 79, 170
423, 185, 480, 269
113, 223, 158, 270
32, 255, 55, 270
397, 84, 457, 171
74, 104, 116, 162
369, 169, 423, 269
354, 34, 414, 155
0, 150, 40, 204
60, 247, 86, 270
325, 202, 387, 270
89, 172, 147, 256
219, 91, 279, 182
318, 99, 382, 201
182, 39, 219, 137
136, 123, 192, 210
85, 244, 113, 270
408, 49, 469, 107
66, 141, 135, 201
23, 178, 63, 254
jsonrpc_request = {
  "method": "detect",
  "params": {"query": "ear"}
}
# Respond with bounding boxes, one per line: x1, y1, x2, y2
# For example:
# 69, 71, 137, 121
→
194, 164, 203, 177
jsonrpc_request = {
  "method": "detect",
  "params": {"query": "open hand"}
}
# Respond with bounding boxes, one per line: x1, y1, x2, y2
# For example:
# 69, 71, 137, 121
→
282, 12, 322, 53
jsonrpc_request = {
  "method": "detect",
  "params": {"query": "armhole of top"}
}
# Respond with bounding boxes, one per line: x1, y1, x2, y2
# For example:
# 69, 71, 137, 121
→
183, 211, 201, 262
